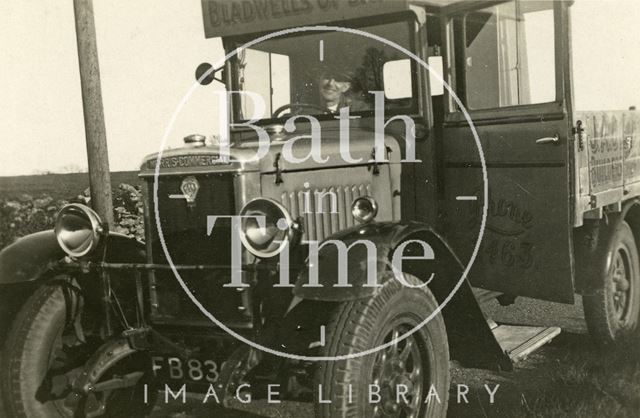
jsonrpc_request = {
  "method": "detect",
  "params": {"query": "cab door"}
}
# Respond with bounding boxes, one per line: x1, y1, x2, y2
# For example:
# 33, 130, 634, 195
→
439, 0, 575, 303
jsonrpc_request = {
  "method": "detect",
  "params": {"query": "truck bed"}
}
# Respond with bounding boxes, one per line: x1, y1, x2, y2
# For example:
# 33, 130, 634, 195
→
576, 110, 640, 222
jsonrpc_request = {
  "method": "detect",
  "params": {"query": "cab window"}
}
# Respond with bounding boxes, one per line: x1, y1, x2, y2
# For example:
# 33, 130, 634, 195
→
231, 18, 417, 122
460, 0, 556, 109
236, 49, 291, 120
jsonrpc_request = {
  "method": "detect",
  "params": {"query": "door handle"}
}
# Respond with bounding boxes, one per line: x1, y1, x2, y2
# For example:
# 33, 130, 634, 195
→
536, 134, 559, 145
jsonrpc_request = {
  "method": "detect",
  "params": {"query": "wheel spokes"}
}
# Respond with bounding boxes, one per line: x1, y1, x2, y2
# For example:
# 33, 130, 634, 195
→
611, 249, 632, 321
371, 323, 427, 418
399, 339, 413, 363
401, 397, 420, 418
389, 329, 400, 354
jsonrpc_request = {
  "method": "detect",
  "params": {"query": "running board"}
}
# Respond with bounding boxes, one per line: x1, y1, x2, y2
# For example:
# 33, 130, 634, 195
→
490, 323, 561, 362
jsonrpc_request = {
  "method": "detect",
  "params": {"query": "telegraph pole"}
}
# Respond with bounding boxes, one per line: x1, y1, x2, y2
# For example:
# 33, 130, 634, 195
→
73, 0, 114, 227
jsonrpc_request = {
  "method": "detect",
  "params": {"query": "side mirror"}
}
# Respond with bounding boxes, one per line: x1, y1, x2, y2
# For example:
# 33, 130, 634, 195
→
195, 62, 223, 86
382, 59, 413, 99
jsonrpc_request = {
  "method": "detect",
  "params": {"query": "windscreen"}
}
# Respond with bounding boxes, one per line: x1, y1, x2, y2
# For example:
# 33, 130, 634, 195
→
230, 19, 417, 122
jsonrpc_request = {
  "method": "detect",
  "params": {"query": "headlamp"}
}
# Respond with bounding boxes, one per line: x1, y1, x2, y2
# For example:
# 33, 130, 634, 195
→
54, 204, 104, 258
351, 196, 378, 224
239, 198, 295, 258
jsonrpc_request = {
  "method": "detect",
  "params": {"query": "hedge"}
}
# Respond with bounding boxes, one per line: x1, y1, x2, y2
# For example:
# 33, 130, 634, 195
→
0, 183, 144, 250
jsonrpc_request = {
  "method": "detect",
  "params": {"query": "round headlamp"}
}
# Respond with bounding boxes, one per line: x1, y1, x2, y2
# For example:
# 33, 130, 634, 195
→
351, 196, 378, 224
54, 204, 104, 258
239, 198, 294, 258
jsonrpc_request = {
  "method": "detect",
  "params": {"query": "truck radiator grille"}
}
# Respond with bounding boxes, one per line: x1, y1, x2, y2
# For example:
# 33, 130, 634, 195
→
145, 174, 248, 325
280, 184, 371, 242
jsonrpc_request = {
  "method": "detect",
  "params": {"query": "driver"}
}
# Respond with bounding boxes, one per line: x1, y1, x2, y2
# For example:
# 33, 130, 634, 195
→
318, 64, 367, 112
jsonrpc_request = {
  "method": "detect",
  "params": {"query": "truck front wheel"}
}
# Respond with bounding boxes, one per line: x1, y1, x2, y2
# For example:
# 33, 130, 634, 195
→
583, 220, 640, 346
314, 273, 449, 418
1, 279, 153, 418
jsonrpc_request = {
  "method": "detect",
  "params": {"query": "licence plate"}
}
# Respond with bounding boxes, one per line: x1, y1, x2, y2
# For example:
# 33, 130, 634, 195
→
151, 355, 220, 383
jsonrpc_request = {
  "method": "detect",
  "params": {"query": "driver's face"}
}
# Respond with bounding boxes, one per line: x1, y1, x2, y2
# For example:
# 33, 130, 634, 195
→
319, 76, 351, 103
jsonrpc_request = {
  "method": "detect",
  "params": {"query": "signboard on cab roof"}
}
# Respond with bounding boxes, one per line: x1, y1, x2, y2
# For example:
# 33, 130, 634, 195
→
201, 0, 409, 38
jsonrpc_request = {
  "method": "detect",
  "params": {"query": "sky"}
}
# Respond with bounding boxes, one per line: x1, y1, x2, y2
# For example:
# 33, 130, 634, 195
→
1, 0, 639, 176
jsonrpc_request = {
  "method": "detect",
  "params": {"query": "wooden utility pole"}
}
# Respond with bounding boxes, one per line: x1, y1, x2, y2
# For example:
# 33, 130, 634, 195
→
73, 0, 114, 227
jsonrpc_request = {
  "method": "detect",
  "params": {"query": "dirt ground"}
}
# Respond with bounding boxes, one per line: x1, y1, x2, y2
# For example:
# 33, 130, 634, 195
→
148, 296, 591, 418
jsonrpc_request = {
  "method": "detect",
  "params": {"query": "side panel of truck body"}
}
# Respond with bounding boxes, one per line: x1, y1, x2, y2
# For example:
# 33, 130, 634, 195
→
576, 110, 640, 217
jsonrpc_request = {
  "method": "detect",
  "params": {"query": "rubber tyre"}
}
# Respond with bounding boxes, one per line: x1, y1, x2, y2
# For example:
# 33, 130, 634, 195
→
315, 274, 449, 418
1, 282, 153, 418
583, 221, 640, 346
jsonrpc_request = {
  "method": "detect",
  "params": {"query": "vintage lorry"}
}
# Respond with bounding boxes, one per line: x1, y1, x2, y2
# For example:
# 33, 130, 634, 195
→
1, 0, 639, 417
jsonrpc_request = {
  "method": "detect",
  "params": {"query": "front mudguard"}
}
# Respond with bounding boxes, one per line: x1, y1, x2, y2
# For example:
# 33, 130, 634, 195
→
0, 231, 64, 285
0, 230, 146, 285
0, 229, 146, 340
292, 221, 512, 371
293, 221, 463, 301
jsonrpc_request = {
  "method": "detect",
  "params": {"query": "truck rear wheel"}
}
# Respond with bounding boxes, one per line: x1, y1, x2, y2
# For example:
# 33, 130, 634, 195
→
314, 274, 449, 418
583, 221, 640, 346
1, 279, 153, 418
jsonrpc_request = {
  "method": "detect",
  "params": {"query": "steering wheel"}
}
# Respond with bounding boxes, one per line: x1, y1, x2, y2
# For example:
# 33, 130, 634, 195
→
272, 103, 332, 118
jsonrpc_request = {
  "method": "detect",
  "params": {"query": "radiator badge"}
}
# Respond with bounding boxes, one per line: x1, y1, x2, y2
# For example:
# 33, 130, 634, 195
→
180, 176, 200, 207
